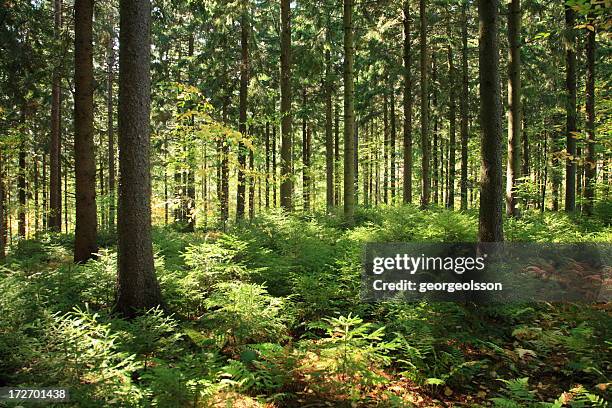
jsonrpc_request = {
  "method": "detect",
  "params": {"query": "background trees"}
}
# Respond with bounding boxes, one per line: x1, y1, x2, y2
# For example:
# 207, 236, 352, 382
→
0, 0, 608, 247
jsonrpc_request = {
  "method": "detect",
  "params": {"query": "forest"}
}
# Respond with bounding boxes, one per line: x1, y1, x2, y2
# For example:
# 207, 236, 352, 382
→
0, 0, 610, 406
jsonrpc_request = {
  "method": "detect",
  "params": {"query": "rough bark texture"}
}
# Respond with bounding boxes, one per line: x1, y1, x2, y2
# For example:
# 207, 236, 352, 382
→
115, 0, 163, 317
49, 0, 62, 231
478, 0, 504, 242
564, 5, 577, 212
419, 0, 430, 209
583, 18, 596, 215
460, 2, 469, 211
280, 0, 293, 211
447, 45, 456, 210
343, 0, 355, 222
74, 0, 98, 262
505, 0, 521, 218
236, 4, 249, 220
403, 1, 413, 204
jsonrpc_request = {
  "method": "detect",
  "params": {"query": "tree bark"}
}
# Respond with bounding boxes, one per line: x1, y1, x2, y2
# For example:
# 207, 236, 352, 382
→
280, 0, 293, 211
343, 0, 355, 222
478, 0, 504, 242
116, 0, 163, 317
325, 36, 334, 210
564, 5, 577, 212
505, 0, 521, 217
447, 45, 456, 209
460, 2, 469, 211
265, 121, 270, 208
107, 29, 116, 228
237, 2, 249, 220
419, 0, 430, 208
18, 110, 26, 238
50, 0, 63, 232
583, 17, 596, 215
74, 0, 98, 262
390, 79, 397, 203
403, 1, 413, 204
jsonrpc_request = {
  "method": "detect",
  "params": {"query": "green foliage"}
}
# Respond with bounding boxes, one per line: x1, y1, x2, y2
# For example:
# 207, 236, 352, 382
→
203, 282, 292, 346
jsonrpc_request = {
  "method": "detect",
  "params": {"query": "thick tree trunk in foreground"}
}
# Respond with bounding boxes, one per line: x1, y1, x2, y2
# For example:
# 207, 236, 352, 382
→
505, 0, 521, 218
50, 0, 63, 232
564, 5, 577, 212
583, 18, 596, 215
280, 0, 293, 211
403, 1, 413, 204
74, 0, 98, 262
116, 0, 163, 317
419, 0, 430, 209
343, 0, 355, 222
478, 0, 504, 242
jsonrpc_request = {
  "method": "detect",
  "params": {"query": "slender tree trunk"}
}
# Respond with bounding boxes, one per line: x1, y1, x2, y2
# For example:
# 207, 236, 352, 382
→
403, 1, 413, 204
390, 80, 397, 203
334, 101, 341, 206
505, 0, 521, 217
265, 121, 270, 209
116, 0, 163, 317
249, 145, 255, 219
49, 0, 62, 232
522, 113, 529, 178
0, 151, 4, 260
460, 2, 469, 211
34, 155, 39, 233
42, 153, 47, 229
302, 89, 310, 211
564, 5, 577, 212
432, 55, 438, 205
220, 95, 230, 225
325, 38, 334, 210
383, 91, 389, 204
74, 0, 98, 262
236, 2, 249, 220
18, 111, 26, 238
280, 0, 293, 211
419, 0, 430, 208
272, 124, 277, 207
107, 29, 116, 228
583, 18, 596, 215
478, 0, 504, 242
447, 45, 456, 209
343, 0, 355, 222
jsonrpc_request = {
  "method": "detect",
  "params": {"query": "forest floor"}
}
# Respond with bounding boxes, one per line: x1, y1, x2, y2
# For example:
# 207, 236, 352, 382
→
0, 205, 611, 407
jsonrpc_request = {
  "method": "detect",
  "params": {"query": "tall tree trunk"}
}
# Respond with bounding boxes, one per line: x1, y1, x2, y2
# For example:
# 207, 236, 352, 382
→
478, 0, 504, 242
302, 89, 310, 211
522, 113, 529, 178
272, 124, 277, 207
74, 0, 98, 262
107, 29, 116, 228
419, 0, 430, 208
403, 1, 413, 204
236, 2, 249, 220
334, 101, 341, 206
343, 0, 355, 222
220, 94, 230, 225
249, 145, 255, 219
265, 121, 270, 209
18, 110, 26, 239
42, 153, 47, 229
325, 37, 334, 210
186, 35, 196, 231
280, 0, 293, 211
564, 5, 577, 212
116, 0, 163, 317
447, 45, 456, 209
583, 18, 596, 215
460, 2, 469, 211
505, 0, 521, 217
383, 91, 389, 204
50, 0, 62, 232
0, 151, 4, 260
390, 79, 397, 203
432, 55, 438, 205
